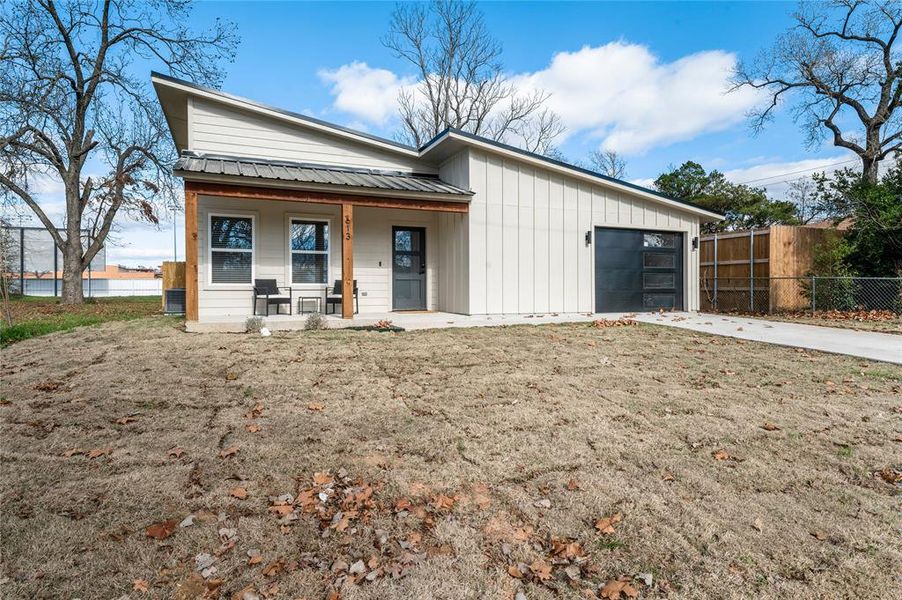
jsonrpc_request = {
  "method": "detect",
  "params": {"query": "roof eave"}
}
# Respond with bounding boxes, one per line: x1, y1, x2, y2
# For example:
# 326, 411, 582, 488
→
421, 129, 723, 221
151, 72, 421, 158
175, 171, 473, 202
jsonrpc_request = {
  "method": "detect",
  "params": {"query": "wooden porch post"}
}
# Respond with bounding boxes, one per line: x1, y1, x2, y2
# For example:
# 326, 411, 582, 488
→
341, 203, 354, 319
185, 188, 199, 321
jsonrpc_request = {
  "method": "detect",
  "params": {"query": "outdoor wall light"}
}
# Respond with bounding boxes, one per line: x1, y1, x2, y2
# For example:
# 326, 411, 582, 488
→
692, 236, 699, 250
585, 231, 592, 246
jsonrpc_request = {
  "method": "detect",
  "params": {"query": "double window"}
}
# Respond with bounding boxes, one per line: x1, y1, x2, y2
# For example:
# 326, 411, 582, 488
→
290, 219, 329, 284
210, 214, 253, 284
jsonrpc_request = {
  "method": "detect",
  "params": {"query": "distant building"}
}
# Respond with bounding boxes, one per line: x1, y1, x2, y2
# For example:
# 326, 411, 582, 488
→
1, 225, 161, 297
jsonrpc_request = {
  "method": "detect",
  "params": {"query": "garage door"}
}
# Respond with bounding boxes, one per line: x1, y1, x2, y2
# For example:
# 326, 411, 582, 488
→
594, 228, 683, 312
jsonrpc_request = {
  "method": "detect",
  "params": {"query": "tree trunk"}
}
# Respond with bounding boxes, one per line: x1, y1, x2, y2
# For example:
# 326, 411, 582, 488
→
60, 177, 85, 305
862, 127, 881, 184
60, 240, 85, 304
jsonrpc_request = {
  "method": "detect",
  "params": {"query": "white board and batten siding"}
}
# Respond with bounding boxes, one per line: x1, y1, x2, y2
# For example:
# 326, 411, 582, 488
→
435, 151, 470, 314
189, 98, 431, 173
466, 149, 702, 315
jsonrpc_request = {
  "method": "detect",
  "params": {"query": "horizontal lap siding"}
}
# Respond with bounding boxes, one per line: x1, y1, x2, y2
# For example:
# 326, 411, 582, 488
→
191, 99, 430, 173
466, 150, 703, 314
196, 196, 439, 319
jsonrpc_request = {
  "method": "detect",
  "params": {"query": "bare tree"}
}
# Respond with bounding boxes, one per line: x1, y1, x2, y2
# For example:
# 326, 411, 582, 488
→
0, 224, 15, 325
0, 0, 237, 304
383, 0, 564, 154
587, 149, 627, 179
734, 1, 900, 183
786, 176, 823, 223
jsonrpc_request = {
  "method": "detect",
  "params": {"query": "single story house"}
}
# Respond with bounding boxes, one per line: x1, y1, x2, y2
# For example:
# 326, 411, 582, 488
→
152, 72, 721, 323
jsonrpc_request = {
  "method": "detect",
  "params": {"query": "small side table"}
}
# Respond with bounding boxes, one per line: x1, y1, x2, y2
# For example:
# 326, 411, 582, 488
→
298, 296, 322, 314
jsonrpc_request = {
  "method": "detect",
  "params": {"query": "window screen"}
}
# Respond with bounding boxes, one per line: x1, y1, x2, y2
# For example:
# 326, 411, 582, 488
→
290, 220, 329, 284
210, 215, 253, 284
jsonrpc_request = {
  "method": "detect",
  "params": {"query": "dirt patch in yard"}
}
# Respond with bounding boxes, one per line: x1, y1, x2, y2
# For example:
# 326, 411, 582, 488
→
1, 318, 900, 599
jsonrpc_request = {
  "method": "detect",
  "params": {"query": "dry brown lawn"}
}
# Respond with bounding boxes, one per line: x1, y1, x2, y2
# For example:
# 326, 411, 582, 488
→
1, 317, 900, 600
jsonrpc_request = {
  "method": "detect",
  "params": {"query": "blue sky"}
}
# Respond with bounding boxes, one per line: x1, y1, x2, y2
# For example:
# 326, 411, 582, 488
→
17, 1, 865, 266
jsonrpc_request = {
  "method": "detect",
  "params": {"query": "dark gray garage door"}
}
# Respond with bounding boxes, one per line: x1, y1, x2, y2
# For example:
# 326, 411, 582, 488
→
594, 227, 683, 312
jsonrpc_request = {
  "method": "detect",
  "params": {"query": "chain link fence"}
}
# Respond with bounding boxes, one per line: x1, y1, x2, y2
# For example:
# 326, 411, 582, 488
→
700, 276, 902, 315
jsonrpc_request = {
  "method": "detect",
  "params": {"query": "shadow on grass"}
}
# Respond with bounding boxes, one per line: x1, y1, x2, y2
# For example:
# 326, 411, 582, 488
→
1, 296, 167, 346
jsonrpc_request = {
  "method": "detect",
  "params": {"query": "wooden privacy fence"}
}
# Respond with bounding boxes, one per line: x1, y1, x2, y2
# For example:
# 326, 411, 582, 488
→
699, 225, 840, 312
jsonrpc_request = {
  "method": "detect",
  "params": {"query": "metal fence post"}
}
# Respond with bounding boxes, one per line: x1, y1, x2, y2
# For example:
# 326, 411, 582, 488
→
811, 276, 816, 314
749, 230, 755, 312
712, 233, 719, 310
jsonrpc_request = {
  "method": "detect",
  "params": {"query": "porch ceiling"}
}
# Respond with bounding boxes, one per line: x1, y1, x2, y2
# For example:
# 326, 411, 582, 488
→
174, 152, 472, 197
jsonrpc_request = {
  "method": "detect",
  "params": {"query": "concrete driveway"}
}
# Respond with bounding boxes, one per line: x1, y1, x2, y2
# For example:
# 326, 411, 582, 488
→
634, 312, 901, 365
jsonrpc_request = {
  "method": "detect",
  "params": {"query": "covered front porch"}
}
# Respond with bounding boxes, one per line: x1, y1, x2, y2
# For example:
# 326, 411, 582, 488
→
181, 159, 471, 323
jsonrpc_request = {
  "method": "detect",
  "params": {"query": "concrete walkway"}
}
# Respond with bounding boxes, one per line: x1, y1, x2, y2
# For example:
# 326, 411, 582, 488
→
189, 310, 901, 364
634, 312, 901, 365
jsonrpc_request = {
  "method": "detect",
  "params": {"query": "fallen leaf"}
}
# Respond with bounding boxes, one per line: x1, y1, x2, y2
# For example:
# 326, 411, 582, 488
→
312, 471, 333, 486
507, 564, 523, 578
244, 403, 264, 418
87, 447, 112, 459
261, 559, 284, 577
133, 579, 150, 592
712, 449, 731, 461
230, 486, 248, 500
219, 445, 239, 459
145, 520, 177, 540
594, 512, 623, 534
307, 402, 325, 411
551, 538, 584, 560
225, 372, 238, 381
432, 494, 456, 511
248, 555, 263, 566
245, 424, 262, 433
761, 422, 781, 431
661, 472, 675, 482
752, 518, 763, 532
115, 415, 138, 425
566, 478, 580, 491
877, 467, 901, 484
600, 578, 639, 599
810, 530, 828, 541
62, 448, 83, 457
529, 559, 552, 582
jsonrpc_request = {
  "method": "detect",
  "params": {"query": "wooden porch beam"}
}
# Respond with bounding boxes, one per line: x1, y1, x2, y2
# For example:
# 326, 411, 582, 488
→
341, 203, 353, 319
184, 181, 469, 213
184, 188, 199, 321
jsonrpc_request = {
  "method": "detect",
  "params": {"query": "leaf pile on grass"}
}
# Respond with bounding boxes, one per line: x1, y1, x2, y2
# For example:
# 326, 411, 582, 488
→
592, 318, 637, 328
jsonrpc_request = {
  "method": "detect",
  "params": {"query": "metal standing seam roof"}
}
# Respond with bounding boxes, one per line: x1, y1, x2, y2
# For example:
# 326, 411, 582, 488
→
173, 153, 473, 196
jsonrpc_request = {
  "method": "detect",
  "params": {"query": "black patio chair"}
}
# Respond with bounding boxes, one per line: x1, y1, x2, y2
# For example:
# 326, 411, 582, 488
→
252, 279, 292, 316
325, 279, 359, 315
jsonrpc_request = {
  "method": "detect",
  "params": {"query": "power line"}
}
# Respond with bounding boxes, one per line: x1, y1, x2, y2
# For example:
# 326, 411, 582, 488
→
735, 158, 858, 185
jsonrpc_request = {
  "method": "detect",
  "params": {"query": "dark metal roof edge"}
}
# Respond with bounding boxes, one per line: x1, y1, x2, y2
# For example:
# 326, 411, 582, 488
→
173, 155, 473, 197
177, 151, 443, 180
420, 128, 724, 219
151, 71, 418, 155
174, 171, 472, 199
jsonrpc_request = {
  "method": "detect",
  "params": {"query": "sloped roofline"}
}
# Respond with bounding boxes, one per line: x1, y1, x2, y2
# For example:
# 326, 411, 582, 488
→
152, 72, 723, 220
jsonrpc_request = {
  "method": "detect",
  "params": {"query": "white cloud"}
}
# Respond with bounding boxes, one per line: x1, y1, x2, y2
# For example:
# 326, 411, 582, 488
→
321, 42, 762, 154
318, 62, 415, 124
723, 155, 856, 196
511, 42, 762, 154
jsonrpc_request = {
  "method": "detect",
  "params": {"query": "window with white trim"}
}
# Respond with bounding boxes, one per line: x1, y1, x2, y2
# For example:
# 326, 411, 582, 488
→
209, 214, 253, 284
289, 219, 329, 284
